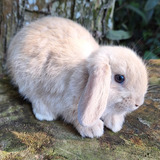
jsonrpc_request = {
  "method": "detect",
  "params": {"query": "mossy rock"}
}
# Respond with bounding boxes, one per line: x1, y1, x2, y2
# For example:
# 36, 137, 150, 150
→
0, 60, 160, 159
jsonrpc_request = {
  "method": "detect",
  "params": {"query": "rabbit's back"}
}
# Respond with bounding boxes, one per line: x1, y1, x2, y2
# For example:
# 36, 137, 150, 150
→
7, 17, 98, 99
8, 17, 98, 65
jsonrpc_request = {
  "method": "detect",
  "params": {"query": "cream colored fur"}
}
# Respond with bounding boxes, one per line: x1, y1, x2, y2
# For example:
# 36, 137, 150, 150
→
7, 17, 148, 138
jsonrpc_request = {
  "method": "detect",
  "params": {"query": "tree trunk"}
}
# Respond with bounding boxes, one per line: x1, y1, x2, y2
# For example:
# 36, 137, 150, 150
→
0, 0, 115, 73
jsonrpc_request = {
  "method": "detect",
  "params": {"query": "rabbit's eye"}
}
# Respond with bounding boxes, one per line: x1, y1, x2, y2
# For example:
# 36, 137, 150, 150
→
114, 74, 125, 83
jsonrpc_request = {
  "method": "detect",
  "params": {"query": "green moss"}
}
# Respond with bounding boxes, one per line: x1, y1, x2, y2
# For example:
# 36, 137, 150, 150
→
12, 131, 54, 154
149, 76, 160, 85
149, 59, 160, 66
2, 153, 23, 160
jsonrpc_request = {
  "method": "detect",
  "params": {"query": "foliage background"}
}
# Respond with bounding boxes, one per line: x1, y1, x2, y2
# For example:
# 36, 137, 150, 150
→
113, 0, 160, 59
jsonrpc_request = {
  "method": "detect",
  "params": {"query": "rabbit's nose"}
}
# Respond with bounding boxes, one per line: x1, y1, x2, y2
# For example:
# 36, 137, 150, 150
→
135, 97, 144, 107
135, 104, 139, 107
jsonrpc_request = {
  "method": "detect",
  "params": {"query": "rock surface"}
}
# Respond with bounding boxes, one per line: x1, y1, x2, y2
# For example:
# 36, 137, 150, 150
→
0, 60, 160, 160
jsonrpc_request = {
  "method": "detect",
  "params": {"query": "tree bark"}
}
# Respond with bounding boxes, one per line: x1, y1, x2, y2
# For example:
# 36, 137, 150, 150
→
0, 0, 115, 73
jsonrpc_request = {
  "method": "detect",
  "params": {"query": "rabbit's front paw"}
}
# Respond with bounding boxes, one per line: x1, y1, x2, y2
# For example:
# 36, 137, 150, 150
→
76, 119, 104, 138
104, 114, 125, 133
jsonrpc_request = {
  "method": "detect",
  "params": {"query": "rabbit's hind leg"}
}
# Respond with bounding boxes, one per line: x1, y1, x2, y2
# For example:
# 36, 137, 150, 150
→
32, 99, 56, 121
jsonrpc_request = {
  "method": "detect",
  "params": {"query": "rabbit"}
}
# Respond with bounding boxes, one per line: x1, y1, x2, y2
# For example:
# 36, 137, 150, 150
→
6, 17, 148, 138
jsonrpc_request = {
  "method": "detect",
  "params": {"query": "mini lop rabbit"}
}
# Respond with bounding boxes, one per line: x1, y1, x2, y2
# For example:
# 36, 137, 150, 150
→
7, 17, 148, 138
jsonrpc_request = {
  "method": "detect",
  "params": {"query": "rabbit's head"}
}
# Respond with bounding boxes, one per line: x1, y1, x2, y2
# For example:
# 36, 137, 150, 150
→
78, 46, 148, 128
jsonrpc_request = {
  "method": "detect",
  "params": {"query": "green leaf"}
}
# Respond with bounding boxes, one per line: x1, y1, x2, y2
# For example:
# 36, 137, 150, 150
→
145, 9, 154, 22
106, 30, 132, 40
125, 5, 148, 24
144, 0, 160, 11
144, 51, 159, 60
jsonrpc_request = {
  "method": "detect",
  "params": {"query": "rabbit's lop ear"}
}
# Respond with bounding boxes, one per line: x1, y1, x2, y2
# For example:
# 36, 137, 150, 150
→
78, 60, 111, 127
